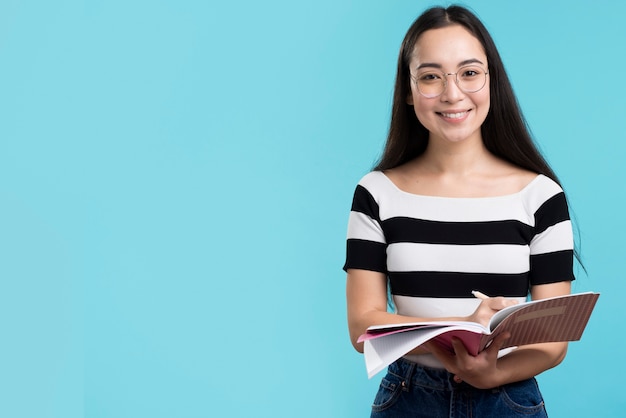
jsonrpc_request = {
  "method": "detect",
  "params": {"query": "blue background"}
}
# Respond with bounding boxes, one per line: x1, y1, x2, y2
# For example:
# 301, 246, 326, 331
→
0, 0, 623, 417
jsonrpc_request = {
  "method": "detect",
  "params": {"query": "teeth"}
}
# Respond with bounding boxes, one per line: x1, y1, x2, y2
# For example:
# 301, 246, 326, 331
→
441, 111, 467, 119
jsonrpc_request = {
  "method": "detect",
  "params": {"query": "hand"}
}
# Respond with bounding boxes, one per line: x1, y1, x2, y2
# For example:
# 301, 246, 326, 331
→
425, 332, 511, 389
467, 296, 518, 327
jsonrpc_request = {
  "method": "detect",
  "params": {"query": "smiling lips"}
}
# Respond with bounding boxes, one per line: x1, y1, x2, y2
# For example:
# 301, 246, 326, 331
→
439, 110, 469, 119
438, 110, 471, 122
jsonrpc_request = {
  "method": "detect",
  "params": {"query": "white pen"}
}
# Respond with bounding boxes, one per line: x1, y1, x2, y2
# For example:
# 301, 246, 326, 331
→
471, 290, 490, 300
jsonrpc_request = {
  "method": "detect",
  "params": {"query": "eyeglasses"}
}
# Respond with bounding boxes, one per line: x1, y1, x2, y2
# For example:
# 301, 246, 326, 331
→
411, 65, 489, 98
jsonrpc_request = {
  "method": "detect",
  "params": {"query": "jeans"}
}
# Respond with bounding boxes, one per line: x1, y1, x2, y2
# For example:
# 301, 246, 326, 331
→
371, 358, 548, 418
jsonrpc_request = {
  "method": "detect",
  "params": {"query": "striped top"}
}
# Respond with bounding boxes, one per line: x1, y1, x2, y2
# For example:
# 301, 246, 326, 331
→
344, 171, 575, 365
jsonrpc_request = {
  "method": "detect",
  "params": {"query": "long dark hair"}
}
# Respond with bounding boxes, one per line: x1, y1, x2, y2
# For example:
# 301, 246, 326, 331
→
374, 5, 558, 185
375, 5, 585, 271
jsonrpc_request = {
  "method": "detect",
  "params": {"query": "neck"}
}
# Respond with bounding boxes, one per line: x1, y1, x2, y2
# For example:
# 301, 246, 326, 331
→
419, 135, 492, 176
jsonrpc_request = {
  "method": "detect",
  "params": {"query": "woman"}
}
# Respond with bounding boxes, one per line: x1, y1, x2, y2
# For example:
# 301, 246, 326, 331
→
344, 5, 576, 417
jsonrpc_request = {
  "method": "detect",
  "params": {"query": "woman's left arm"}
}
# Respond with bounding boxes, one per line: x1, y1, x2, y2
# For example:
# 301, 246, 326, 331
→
427, 281, 572, 389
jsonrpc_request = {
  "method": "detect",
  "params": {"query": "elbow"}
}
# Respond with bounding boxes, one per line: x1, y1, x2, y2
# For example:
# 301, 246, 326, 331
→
352, 340, 364, 354
350, 332, 365, 353
553, 343, 568, 367
545, 342, 568, 369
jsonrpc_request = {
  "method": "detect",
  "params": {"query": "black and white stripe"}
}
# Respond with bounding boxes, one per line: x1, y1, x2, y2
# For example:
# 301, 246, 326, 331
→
344, 171, 575, 301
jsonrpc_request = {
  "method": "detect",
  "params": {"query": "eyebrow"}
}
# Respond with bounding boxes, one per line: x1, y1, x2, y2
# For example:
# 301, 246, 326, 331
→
416, 58, 485, 70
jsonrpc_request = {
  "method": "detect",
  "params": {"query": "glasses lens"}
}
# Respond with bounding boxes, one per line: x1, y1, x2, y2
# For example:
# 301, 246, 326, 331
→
457, 66, 487, 93
416, 72, 444, 98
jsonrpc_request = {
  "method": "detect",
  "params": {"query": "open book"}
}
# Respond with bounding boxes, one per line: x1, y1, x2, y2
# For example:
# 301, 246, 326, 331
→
358, 292, 600, 378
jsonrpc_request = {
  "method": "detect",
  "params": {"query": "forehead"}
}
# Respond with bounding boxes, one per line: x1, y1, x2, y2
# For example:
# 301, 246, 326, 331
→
410, 25, 486, 68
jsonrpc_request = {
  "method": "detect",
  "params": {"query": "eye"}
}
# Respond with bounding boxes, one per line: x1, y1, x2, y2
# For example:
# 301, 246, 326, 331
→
417, 72, 442, 83
460, 67, 483, 78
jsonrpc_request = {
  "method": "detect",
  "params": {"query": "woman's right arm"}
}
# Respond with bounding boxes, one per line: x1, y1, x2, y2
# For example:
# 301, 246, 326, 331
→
346, 268, 517, 353
346, 268, 462, 354
346, 269, 395, 353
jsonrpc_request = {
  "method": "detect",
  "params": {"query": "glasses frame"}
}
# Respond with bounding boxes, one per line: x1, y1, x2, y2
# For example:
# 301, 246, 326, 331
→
411, 65, 489, 98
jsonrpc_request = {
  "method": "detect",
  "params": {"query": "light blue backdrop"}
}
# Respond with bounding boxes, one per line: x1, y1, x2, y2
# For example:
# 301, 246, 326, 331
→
0, 0, 623, 417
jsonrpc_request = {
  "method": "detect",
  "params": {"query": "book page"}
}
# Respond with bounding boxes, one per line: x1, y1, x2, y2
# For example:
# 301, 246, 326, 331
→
363, 325, 484, 378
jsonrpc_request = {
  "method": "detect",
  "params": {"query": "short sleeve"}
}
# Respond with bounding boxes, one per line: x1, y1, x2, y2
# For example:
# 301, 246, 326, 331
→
343, 184, 388, 273
528, 191, 576, 285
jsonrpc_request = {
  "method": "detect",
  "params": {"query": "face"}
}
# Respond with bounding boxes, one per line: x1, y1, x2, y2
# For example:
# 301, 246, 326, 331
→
407, 25, 490, 146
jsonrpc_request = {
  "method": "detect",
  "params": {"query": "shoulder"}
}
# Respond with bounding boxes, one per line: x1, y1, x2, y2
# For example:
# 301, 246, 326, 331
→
489, 159, 538, 193
489, 161, 560, 197
354, 171, 393, 194
521, 174, 565, 200
520, 174, 569, 222
350, 171, 406, 219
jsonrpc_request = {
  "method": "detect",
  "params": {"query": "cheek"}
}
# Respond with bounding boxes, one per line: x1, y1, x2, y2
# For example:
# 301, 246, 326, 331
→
466, 86, 490, 123
411, 102, 437, 129
480, 85, 491, 106
477, 90, 490, 116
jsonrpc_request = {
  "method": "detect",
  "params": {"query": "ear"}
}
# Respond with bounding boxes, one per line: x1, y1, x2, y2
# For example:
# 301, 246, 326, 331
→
406, 92, 414, 105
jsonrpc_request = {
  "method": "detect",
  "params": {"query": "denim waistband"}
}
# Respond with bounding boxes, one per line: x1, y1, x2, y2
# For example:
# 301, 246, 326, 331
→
375, 358, 547, 417
388, 357, 465, 392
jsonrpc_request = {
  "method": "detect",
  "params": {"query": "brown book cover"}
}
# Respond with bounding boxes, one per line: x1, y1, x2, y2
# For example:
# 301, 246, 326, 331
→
478, 291, 600, 352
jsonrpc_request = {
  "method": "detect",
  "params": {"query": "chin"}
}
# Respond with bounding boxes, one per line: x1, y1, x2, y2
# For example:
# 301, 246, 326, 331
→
436, 131, 481, 144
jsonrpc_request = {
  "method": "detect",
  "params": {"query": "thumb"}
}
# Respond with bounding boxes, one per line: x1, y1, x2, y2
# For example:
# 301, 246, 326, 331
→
487, 331, 511, 354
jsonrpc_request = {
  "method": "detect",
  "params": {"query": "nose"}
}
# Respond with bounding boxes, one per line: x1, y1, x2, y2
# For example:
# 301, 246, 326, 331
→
440, 73, 464, 102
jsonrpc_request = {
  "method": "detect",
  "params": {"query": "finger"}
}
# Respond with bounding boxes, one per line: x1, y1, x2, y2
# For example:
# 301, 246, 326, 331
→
423, 340, 447, 357
505, 298, 519, 307
486, 332, 511, 355
450, 337, 469, 356
424, 341, 456, 373
424, 340, 455, 364
487, 297, 519, 310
